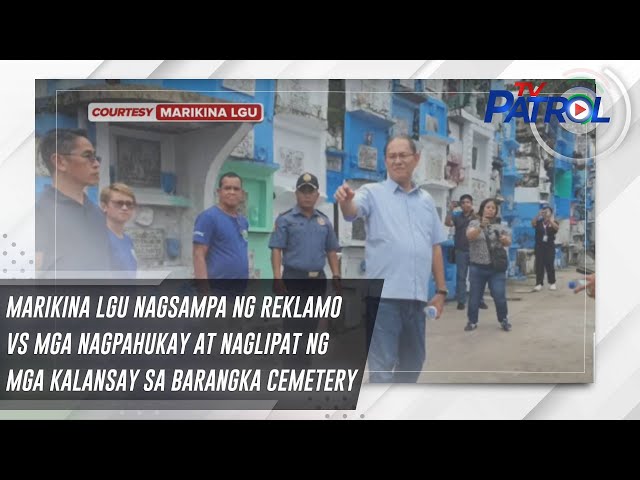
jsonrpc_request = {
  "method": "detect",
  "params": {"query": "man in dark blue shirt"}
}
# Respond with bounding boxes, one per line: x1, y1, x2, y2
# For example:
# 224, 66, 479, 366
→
35, 128, 111, 276
193, 172, 249, 279
445, 194, 487, 310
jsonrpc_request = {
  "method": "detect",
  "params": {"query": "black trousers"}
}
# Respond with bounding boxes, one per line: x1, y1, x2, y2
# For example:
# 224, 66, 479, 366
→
281, 267, 327, 367
535, 244, 556, 285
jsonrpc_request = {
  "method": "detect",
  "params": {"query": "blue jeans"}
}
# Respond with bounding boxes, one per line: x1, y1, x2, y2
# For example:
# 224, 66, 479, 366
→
455, 249, 470, 304
468, 264, 508, 325
368, 298, 426, 383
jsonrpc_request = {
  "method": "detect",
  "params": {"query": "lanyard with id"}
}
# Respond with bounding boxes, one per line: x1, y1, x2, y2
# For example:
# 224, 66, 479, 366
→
542, 222, 548, 243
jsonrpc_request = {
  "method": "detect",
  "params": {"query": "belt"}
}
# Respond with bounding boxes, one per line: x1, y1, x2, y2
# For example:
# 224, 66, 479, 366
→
470, 262, 492, 267
283, 267, 325, 278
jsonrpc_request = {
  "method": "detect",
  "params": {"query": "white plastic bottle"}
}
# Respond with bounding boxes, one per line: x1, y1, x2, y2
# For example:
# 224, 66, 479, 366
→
569, 279, 594, 296
424, 305, 438, 320
568, 280, 586, 289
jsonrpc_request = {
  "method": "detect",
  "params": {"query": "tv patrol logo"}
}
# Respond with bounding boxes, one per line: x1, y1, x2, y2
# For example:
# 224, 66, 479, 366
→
483, 70, 630, 163
483, 81, 610, 125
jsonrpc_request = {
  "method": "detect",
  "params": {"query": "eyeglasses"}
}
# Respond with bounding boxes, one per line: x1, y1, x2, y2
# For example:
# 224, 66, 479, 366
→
386, 152, 415, 161
60, 151, 102, 163
110, 200, 136, 209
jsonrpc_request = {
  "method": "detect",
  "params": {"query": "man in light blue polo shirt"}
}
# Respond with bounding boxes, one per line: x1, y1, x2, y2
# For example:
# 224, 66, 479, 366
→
335, 134, 448, 383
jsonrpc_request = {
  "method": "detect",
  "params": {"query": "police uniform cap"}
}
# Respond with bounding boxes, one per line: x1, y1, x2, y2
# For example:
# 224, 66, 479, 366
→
296, 172, 319, 190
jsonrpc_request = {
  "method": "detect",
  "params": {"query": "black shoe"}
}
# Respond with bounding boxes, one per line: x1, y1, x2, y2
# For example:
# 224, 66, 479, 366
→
457, 303, 465, 310
500, 320, 512, 332
479, 301, 489, 309
464, 322, 477, 331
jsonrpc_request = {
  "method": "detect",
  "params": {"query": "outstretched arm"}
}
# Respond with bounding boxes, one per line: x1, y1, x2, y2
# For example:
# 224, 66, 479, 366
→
334, 181, 358, 219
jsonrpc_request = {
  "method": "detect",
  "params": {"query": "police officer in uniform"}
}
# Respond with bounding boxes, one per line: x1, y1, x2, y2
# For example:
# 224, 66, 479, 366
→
269, 172, 341, 281
270, 173, 341, 355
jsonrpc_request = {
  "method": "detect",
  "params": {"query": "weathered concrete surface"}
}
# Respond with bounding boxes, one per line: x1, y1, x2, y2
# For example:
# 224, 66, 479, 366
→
418, 269, 594, 383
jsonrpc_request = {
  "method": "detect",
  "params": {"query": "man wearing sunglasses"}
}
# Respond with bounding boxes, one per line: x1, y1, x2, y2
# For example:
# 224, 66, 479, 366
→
35, 128, 111, 275
100, 183, 138, 278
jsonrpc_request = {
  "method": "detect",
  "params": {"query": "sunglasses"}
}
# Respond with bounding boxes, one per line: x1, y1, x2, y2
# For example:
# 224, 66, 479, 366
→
60, 151, 102, 163
110, 200, 136, 209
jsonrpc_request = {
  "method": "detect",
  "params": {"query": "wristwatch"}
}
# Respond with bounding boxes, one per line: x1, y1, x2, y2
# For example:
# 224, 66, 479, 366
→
436, 289, 448, 296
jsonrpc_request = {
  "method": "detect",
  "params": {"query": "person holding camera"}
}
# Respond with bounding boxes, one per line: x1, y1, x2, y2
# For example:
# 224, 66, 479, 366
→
531, 204, 559, 291
465, 198, 512, 332
445, 194, 488, 311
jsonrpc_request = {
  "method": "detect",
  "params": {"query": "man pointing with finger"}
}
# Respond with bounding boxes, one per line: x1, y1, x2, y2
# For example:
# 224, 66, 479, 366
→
334, 134, 448, 383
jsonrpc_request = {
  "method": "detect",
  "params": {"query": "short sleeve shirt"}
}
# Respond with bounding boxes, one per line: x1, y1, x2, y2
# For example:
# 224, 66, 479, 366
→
349, 179, 449, 302
193, 206, 249, 279
467, 219, 511, 265
268, 206, 340, 271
